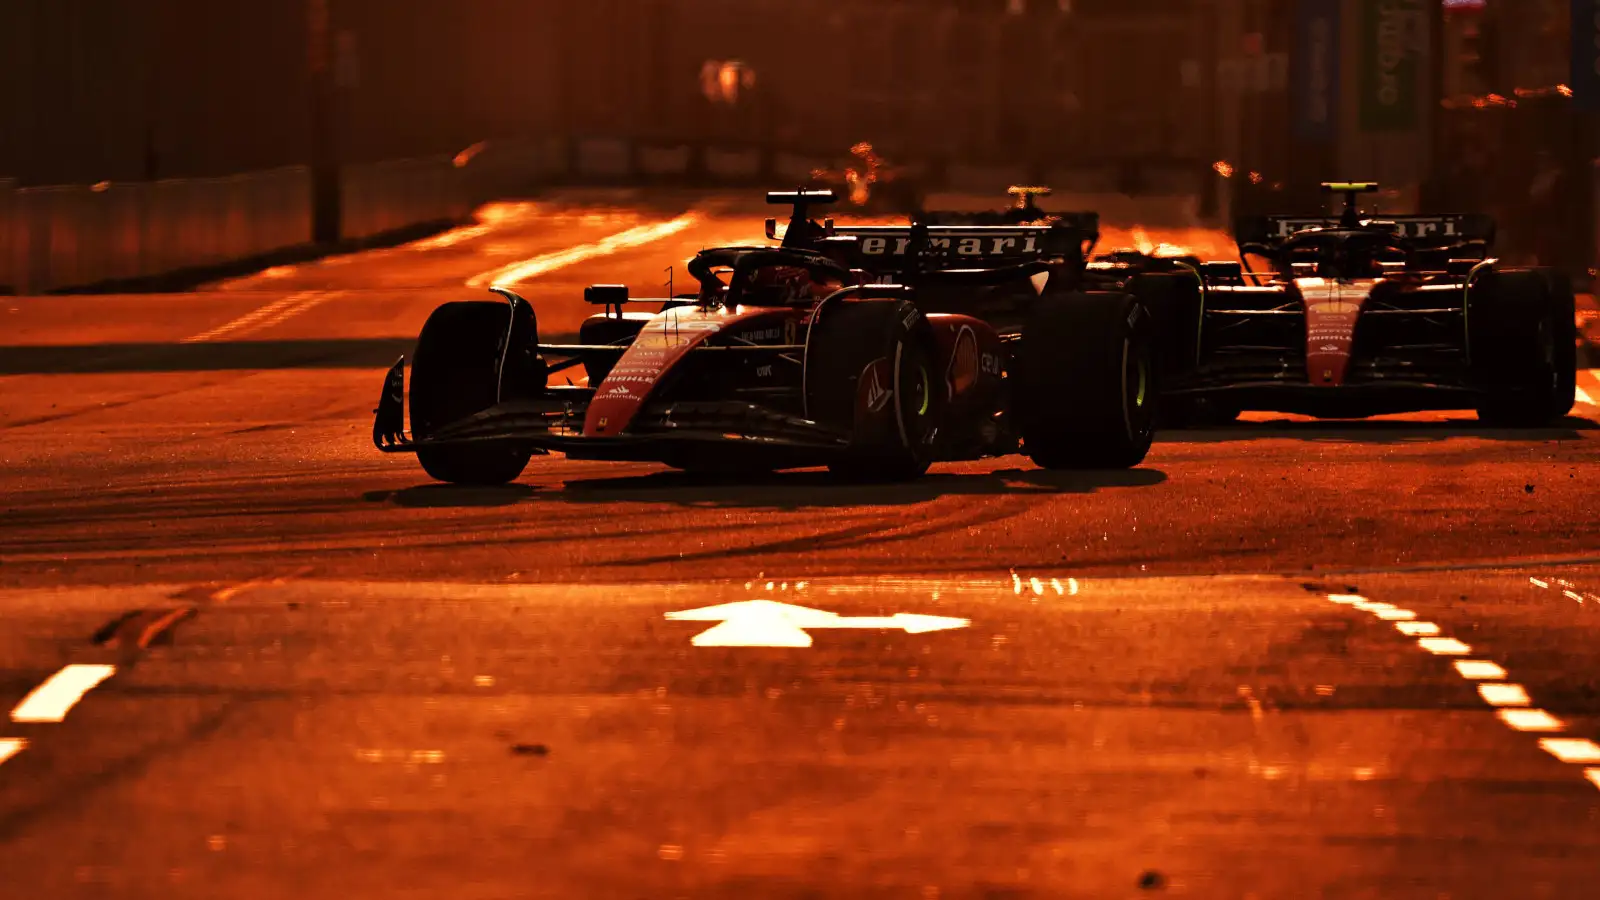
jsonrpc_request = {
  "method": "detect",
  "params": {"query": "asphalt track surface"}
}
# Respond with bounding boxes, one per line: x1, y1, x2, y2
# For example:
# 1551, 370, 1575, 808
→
2, 190, 1600, 899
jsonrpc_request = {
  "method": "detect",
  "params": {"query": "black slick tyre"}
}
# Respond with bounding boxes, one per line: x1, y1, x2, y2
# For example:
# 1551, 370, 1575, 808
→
805, 298, 941, 481
1128, 272, 1201, 381
1013, 292, 1156, 468
1471, 269, 1576, 426
409, 301, 534, 485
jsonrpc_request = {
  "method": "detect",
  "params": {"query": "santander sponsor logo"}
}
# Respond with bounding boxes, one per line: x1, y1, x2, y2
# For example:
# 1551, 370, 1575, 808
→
582, 308, 751, 437
1298, 277, 1370, 387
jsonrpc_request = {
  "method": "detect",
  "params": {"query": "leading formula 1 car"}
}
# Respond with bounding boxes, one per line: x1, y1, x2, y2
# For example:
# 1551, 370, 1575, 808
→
1129, 182, 1577, 425
372, 190, 1155, 484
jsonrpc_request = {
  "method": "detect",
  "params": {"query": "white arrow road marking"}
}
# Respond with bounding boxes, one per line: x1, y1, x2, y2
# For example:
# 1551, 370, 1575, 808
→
10, 664, 117, 723
664, 599, 970, 648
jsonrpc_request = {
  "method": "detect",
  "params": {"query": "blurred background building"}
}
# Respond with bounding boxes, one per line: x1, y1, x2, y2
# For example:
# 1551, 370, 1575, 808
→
1, 0, 1594, 280
0, 0, 1217, 185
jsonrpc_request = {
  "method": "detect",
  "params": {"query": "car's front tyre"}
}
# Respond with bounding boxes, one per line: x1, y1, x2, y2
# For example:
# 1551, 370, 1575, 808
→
410, 301, 537, 485
1013, 292, 1157, 469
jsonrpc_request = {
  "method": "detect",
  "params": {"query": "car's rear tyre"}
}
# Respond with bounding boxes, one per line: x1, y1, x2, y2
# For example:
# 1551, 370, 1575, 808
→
1013, 292, 1156, 469
410, 301, 536, 485
1129, 272, 1201, 378
1471, 269, 1576, 426
805, 298, 941, 481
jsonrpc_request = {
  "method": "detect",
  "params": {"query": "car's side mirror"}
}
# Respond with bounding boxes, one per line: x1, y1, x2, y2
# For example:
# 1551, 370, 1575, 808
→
1200, 261, 1243, 281
583, 284, 629, 318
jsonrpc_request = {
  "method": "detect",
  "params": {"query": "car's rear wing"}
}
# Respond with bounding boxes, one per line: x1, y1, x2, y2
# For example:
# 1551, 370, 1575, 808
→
765, 187, 1098, 273
827, 222, 1097, 274
1234, 213, 1497, 249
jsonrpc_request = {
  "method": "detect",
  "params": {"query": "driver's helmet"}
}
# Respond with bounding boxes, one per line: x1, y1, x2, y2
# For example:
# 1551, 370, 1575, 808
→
745, 265, 840, 305
1332, 237, 1381, 278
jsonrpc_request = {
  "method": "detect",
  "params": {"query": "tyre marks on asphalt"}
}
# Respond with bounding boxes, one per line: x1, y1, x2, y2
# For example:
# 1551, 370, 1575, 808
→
1324, 590, 1600, 791
0, 571, 307, 771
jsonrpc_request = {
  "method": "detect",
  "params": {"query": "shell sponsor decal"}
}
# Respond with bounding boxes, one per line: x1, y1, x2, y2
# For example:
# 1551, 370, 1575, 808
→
946, 325, 980, 399
1298, 277, 1372, 387
583, 306, 771, 437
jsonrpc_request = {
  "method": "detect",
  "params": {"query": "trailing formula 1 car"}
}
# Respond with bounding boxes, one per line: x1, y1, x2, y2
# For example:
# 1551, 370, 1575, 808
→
1130, 182, 1577, 426
372, 190, 1156, 484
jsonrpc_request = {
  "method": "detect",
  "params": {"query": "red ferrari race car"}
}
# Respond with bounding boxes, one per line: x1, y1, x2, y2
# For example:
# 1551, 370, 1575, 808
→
372, 190, 1156, 483
1131, 182, 1578, 425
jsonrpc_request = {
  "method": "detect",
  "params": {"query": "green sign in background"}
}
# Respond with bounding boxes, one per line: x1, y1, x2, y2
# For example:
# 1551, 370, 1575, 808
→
1358, 0, 1425, 132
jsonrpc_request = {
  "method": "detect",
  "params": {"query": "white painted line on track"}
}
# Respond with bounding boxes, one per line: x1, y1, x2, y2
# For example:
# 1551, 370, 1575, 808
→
1418, 637, 1472, 655
1373, 608, 1417, 621
1329, 592, 1600, 792
1454, 660, 1508, 680
466, 214, 701, 288
1496, 709, 1564, 731
0, 738, 25, 767
182, 291, 338, 343
10, 664, 117, 723
1477, 683, 1531, 706
1542, 739, 1600, 764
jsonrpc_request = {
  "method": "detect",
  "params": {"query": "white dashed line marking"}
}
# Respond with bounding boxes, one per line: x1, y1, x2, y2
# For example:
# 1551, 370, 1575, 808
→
10, 664, 118, 723
1417, 637, 1472, 655
1328, 592, 1600, 792
1495, 709, 1564, 731
1373, 608, 1417, 621
0, 738, 25, 767
1454, 660, 1508, 680
1477, 683, 1531, 706
1530, 578, 1549, 589
1577, 385, 1596, 407
1541, 739, 1600, 764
